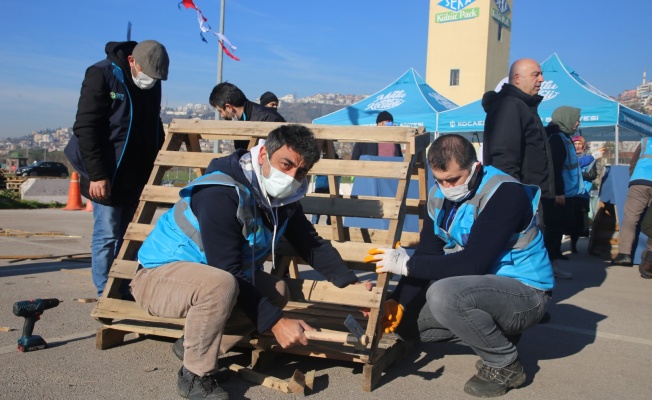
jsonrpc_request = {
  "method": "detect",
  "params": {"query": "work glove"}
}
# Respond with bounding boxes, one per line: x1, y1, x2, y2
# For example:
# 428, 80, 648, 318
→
381, 299, 404, 334
364, 245, 409, 276
592, 149, 604, 160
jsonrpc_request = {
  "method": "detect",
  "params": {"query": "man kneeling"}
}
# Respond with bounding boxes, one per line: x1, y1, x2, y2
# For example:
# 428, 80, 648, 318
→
366, 134, 554, 397
132, 125, 364, 399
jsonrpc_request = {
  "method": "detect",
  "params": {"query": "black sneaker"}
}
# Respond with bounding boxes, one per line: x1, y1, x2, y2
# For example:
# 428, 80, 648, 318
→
173, 336, 184, 360
177, 366, 229, 400
611, 253, 633, 266
464, 359, 526, 397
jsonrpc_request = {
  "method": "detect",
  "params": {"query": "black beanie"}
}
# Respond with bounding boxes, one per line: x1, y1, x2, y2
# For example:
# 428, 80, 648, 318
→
260, 91, 279, 106
376, 111, 393, 124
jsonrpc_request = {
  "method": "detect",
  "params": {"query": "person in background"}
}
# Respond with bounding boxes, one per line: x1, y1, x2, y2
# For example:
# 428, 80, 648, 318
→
569, 135, 603, 253
611, 137, 652, 267
209, 82, 285, 150
351, 111, 403, 160
544, 106, 585, 279
365, 134, 553, 397
65, 40, 169, 298
260, 91, 279, 108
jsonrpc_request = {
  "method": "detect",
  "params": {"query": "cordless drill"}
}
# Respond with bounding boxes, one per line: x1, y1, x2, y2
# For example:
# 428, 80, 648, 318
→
12, 298, 60, 352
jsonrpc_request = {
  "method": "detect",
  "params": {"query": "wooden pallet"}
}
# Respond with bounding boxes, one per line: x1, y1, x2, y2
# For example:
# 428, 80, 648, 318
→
91, 119, 429, 391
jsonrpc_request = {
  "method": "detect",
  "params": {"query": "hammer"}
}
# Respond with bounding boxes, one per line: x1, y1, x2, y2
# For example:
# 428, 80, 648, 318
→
302, 314, 369, 347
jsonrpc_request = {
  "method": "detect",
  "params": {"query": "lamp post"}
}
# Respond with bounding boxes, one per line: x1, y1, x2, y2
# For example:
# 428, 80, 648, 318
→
213, 0, 226, 153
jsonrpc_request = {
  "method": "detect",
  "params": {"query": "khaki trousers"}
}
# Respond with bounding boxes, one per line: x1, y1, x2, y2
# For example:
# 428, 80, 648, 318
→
618, 185, 652, 255
131, 261, 289, 376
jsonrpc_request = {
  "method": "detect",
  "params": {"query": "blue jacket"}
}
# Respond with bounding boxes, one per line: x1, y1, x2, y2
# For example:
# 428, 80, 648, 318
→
630, 137, 652, 186
137, 149, 358, 332
65, 41, 164, 206
549, 132, 583, 197
427, 166, 554, 291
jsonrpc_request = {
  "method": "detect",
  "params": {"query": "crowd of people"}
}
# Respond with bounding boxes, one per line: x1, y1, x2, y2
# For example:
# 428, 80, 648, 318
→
65, 40, 648, 399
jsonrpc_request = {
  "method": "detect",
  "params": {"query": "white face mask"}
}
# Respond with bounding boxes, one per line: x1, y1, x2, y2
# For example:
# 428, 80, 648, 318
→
261, 155, 301, 199
439, 162, 478, 202
132, 67, 157, 90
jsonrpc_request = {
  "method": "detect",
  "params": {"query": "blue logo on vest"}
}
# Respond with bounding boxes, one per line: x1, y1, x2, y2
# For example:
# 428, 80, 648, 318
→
110, 92, 125, 101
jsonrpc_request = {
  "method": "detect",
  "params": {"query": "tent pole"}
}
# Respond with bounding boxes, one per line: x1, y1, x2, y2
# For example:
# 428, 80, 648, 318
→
615, 125, 620, 165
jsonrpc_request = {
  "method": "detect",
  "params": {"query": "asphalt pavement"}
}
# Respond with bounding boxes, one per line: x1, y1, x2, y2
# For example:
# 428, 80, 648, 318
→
1, 209, 651, 399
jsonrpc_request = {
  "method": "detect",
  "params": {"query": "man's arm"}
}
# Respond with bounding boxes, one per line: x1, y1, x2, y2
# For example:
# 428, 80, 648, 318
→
282, 203, 359, 287
72, 66, 112, 181
406, 182, 532, 281
484, 102, 525, 180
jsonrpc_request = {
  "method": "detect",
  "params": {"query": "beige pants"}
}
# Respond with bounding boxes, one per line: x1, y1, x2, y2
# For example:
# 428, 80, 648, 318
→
130, 261, 289, 376
618, 185, 652, 254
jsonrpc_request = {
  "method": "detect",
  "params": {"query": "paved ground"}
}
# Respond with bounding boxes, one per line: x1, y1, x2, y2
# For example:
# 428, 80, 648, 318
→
1, 209, 651, 399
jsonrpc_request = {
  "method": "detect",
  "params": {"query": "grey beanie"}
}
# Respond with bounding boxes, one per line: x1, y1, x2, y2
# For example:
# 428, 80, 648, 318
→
132, 40, 169, 80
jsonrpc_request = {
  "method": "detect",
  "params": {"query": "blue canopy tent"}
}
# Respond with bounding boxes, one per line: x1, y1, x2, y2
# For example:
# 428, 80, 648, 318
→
313, 68, 457, 132
437, 53, 652, 162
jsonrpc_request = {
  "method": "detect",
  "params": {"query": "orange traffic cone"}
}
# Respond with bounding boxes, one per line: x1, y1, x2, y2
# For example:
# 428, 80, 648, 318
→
84, 199, 94, 212
63, 172, 84, 211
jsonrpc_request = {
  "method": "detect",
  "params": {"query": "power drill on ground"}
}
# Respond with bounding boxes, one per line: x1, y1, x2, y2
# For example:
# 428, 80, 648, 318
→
12, 298, 60, 352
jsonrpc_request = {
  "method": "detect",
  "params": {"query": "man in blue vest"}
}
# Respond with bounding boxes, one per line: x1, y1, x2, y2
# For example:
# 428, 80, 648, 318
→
365, 134, 554, 397
612, 138, 652, 273
130, 125, 365, 400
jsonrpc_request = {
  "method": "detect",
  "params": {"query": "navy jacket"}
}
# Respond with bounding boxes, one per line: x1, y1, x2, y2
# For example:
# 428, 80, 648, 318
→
482, 84, 555, 199
233, 100, 285, 150
65, 41, 164, 206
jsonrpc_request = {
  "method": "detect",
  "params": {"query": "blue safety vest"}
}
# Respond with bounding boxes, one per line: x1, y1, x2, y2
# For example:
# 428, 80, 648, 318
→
427, 166, 554, 291
138, 171, 287, 279
630, 137, 652, 184
552, 132, 583, 197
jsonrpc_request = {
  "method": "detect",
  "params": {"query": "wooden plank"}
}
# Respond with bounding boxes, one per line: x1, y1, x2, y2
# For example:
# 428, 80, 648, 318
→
313, 225, 420, 247
108, 260, 140, 279
301, 195, 401, 219
155, 151, 219, 168
140, 185, 182, 205
123, 223, 154, 242
168, 119, 424, 144
91, 297, 185, 326
284, 279, 382, 309
309, 159, 410, 179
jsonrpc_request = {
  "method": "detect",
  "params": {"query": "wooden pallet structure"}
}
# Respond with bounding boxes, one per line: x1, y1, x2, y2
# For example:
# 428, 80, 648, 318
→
91, 119, 430, 391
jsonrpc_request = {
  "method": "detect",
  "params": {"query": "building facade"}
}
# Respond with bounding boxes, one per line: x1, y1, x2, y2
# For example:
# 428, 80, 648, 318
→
425, 0, 513, 106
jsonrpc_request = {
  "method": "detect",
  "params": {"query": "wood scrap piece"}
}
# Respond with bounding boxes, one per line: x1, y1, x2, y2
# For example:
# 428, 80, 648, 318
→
287, 369, 306, 395
305, 370, 315, 393
61, 269, 92, 276
1, 254, 53, 260
73, 298, 97, 303
0, 326, 15, 332
229, 364, 304, 394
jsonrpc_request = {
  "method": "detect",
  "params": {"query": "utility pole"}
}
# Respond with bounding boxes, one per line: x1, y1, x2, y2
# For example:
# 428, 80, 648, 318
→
127, 21, 132, 41
213, 0, 226, 153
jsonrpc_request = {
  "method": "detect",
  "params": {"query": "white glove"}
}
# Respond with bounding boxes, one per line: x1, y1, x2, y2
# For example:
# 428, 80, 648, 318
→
591, 149, 604, 160
364, 246, 410, 276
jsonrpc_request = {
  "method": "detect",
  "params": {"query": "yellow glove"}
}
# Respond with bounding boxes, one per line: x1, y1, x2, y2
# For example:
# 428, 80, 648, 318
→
364, 244, 409, 276
381, 299, 404, 334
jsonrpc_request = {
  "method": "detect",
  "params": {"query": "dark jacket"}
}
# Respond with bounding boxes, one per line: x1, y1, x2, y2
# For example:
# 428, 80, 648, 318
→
351, 142, 403, 160
482, 84, 555, 199
65, 41, 165, 206
234, 100, 286, 150
192, 151, 358, 333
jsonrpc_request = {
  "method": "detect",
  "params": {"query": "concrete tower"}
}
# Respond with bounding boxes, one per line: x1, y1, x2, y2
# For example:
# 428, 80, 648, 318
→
425, 0, 513, 106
